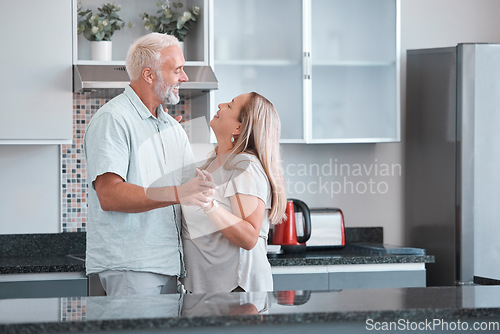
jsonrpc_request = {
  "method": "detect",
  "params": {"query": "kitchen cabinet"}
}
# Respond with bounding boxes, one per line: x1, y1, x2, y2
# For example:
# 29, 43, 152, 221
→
272, 263, 426, 291
327, 264, 426, 290
213, 0, 400, 143
0, 272, 87, 299
272, 267, 329, 291
0, 0, 73, 144
213, 0, 304, 142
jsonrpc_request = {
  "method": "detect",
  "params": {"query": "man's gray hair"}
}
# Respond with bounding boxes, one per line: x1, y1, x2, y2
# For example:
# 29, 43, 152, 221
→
125, 33, 179, 81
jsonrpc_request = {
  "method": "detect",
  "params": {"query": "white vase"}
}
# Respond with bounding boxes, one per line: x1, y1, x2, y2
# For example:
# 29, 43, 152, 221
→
90, 41, 112, 61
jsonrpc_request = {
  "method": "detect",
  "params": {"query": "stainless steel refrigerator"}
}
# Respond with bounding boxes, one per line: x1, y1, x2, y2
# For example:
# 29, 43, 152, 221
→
405, 43, 500, 286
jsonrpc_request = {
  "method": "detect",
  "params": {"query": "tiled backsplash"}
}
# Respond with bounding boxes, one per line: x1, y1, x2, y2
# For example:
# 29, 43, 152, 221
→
61, 297, 86, 322
61, 89, 191, 232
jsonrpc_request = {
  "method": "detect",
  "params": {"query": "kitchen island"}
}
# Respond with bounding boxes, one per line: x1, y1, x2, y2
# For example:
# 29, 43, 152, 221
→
1, 286, 500, 333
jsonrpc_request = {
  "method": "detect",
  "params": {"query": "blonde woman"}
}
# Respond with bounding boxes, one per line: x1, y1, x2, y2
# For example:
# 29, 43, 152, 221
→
181, 92, 287, 293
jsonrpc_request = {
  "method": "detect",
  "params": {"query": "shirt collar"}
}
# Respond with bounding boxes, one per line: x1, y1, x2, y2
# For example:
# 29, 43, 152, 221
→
156, 104, 171, 123
124, 85, 170, 123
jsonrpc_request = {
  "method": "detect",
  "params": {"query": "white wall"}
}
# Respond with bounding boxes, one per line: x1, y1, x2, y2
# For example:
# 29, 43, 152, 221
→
401, 0, 500, 128
282, 0, 500, 245
0, 146, 60, 234
281, 142, 404, 244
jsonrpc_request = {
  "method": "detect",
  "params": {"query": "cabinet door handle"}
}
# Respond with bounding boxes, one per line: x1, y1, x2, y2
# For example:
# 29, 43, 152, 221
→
304, 52, 312, 80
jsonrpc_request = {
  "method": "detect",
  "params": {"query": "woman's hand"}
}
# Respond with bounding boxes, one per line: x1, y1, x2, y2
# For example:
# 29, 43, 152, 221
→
177, 169, 215, 207
163, 105, 182, 123
195, 168, 216, 211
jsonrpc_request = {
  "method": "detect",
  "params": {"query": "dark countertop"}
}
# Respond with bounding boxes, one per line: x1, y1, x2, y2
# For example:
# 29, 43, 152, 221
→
0, 229, 434, 274
0, 255, 85, 274
1, 286, 500, 333
0, 232, 86, 275
268, 246, 434, 267
0, 248, 434, 275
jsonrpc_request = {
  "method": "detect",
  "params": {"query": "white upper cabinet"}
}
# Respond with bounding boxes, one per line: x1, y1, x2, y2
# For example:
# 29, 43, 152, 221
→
213, 0, 304, 142
212, 0, 400, 143
0, 0, 73, 144
310, 0, 399, 142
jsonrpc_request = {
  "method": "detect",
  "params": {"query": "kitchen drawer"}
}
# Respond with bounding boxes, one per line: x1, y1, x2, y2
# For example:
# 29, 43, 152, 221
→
272, 267, 329, 291
0, 272, 87, 299
272, 263, 427, 291
327, 263, 427, 290
329, 270, 426, 290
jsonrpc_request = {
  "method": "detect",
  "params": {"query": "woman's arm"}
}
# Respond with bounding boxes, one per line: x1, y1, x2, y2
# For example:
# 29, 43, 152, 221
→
205, 193, 265, 250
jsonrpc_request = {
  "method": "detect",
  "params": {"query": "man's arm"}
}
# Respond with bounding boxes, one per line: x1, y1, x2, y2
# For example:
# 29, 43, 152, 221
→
94, 172, 215, 213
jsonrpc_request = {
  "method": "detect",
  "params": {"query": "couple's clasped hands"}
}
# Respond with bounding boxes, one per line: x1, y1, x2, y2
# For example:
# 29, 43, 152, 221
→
177, 168, 215, 211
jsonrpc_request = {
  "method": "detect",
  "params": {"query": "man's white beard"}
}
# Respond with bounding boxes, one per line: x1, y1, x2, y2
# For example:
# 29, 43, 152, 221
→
155, 74, 180, 105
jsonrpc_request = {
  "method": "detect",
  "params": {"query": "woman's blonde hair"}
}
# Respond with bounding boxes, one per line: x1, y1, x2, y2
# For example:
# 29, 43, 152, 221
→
125, 33, 179, 81
206, 92, 287, 224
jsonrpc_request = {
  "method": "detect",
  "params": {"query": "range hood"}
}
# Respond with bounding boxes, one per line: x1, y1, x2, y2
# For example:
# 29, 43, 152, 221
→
73, 64, 218, 92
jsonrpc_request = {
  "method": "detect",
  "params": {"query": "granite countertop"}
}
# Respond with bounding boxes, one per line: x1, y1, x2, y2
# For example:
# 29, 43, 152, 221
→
0, 229, 434, 275
0, 248, 434, 275
1, 286, 500, 333
0, 233, 86, 275
0, 227, 434, 274
0, 255, 85, 274
268, 245, 435, 267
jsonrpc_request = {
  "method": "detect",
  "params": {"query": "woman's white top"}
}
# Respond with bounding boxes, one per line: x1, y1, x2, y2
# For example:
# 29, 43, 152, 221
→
181, 153, 273, 293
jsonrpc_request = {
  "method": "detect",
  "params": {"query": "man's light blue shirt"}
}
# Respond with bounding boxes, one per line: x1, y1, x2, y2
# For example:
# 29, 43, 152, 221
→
83, 85, 195, 277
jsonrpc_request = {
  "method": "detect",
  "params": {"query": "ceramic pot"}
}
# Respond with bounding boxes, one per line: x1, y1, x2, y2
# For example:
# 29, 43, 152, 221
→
90, 41, 112, 61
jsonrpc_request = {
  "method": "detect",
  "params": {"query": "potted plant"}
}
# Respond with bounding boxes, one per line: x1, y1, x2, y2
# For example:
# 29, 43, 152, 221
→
141, 0, 201, 54
77, 2, 126, 61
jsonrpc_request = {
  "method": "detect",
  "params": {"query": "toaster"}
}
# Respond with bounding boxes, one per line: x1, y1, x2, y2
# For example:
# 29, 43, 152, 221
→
300, 208, 345, 248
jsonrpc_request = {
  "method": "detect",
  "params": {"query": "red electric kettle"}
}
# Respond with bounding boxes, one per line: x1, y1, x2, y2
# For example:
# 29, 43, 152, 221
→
272, 198, 311, 253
